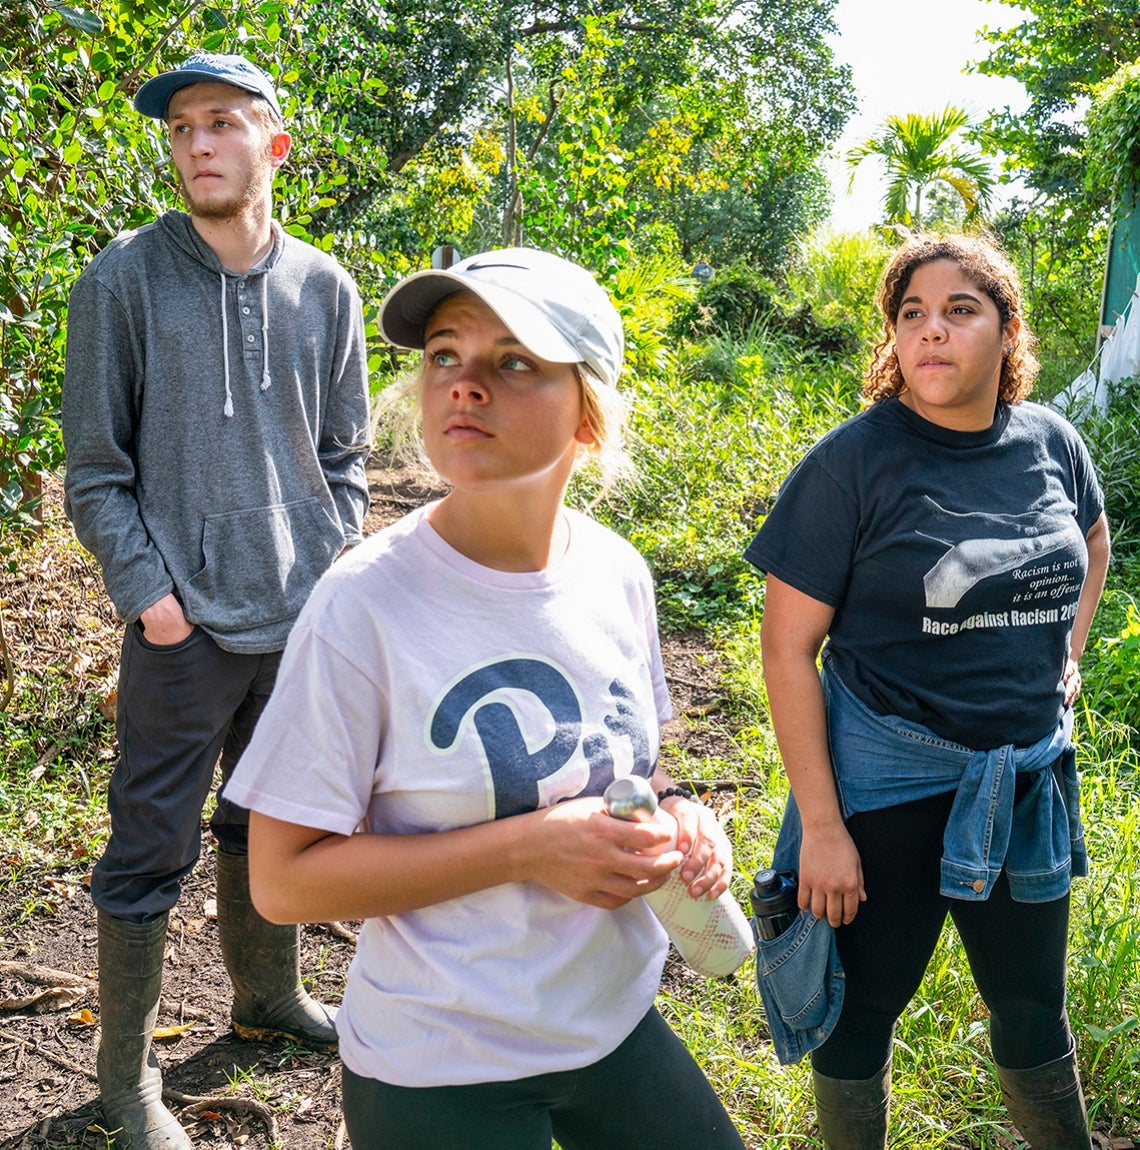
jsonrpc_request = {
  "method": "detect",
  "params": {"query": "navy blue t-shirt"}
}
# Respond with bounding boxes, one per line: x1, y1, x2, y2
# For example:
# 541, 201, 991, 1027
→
745, 398, 1104, 748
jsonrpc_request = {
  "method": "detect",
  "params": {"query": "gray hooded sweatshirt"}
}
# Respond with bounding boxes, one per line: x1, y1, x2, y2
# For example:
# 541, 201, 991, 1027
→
62, 210, 371, 654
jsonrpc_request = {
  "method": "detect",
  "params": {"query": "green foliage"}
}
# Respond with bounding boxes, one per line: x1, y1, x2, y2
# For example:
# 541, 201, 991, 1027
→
977, 4, 1136, 386
783, 227, 893, 349
605, 248, 698, 380
304, 0, 855, 274
598, 326, 860, 631
1086, 59, 1140, 202
978, 0, 1140, 207
1066, 718, 1140, 1129
624, 0, 856, 271
669, 263, 861, 362
993, 201, 1105, 396
1075, 378, 1140, 565
1, 0, 171, 538
1082, 590, 1140, 737
511, 15, 641, 277
639, 116, 835, 272
0, 0, 399, 539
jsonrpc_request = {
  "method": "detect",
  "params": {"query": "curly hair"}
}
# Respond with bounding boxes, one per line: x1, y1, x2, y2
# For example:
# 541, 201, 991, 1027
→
863, 232, 1039, 406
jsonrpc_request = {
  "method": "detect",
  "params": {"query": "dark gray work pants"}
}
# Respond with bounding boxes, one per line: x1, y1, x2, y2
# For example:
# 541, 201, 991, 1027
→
91, 621, 281, 923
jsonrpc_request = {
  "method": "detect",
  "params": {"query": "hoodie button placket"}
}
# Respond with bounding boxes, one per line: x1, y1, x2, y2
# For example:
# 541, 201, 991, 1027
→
238, 277, 263, 375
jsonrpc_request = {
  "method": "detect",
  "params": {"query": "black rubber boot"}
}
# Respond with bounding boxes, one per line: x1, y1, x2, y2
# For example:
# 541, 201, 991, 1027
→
95, 911, 193, 1149
215, 849, 338, 1051
812, 1060, 891, 1150
996, 1040, 1093, 1149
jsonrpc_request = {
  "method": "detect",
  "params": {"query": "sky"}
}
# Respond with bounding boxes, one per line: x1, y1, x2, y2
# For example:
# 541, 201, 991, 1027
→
825, 0, 1030, 230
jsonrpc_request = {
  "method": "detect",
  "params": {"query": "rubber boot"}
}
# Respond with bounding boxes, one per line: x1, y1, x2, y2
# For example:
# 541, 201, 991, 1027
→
215, 849, 338, 1050
996, 1040, 1093, 1149
95, 911, 193, 1149
812, 1061, 891, 1150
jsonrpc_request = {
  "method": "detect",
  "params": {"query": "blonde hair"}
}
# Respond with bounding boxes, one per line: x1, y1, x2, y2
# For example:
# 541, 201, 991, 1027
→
864, 232, 1039, 405
574, 364, 632, 494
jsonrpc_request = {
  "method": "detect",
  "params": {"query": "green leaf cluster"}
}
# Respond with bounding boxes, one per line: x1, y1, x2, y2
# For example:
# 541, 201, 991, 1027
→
974, 2, 1139, 374
1086, 60, 1140, 203
1, 0, 177, 535
669, 262, 861, 362
977, 0, 1140, 204
1083, 592, 1140, 735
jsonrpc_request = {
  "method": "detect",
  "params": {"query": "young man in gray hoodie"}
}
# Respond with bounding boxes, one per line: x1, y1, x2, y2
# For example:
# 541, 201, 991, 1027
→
61, 53, 371, 1147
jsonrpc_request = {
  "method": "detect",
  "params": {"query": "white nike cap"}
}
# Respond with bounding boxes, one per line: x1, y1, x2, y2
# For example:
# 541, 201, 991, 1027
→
377, 247, 625, 388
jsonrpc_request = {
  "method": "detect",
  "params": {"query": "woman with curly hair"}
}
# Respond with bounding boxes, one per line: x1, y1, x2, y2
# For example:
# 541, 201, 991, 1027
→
746, 232, 1110, 1148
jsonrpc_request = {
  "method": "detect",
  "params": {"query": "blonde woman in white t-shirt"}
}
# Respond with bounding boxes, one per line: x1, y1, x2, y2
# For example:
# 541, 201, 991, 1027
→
225, 249, 746, 1150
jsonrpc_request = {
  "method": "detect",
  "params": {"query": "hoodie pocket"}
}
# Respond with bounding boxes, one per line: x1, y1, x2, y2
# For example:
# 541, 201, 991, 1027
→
183, 498, 343, 632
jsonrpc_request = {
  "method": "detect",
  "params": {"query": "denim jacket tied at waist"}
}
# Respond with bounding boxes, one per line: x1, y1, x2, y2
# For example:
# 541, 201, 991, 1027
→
819, 653, 1088, 903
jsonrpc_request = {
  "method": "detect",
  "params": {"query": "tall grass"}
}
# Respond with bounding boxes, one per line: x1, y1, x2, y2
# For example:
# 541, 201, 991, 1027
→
597, 323, 861, 629
784, 227, 893, 348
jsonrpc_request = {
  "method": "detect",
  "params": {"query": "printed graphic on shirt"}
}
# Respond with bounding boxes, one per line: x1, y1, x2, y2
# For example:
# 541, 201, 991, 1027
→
427, 655, 653, 818
917, 496, 1085, 635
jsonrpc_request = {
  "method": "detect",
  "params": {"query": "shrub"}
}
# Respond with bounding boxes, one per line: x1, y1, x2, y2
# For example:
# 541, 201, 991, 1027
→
783, 226, 893, 349
1077, 377, 1140, 565
1082, 589, 1140, 736
668, 262, 860, 361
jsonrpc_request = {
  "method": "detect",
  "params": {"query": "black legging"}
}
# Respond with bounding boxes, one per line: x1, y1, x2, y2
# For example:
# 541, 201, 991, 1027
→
340, 1006, 745, 1150
811, 789, 1073, 1080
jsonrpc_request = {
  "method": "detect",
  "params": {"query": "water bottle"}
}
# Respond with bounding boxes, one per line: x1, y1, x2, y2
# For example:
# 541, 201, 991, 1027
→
603, 775, 755, 978
750, 867, 799, 941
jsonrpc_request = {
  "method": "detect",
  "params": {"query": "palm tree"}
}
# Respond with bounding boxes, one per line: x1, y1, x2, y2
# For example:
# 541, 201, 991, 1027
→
845, 106, 996, 229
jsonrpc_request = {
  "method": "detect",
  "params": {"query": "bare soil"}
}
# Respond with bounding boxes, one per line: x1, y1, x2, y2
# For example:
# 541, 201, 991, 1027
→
0, 468, 743, 1149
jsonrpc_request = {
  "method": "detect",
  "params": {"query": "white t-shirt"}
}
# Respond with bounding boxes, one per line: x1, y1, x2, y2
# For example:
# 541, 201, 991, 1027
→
225, 504, 672, 1086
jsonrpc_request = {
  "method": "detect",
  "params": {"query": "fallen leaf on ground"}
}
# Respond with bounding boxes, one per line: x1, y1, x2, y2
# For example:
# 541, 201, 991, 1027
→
153, 1022, 195, 1039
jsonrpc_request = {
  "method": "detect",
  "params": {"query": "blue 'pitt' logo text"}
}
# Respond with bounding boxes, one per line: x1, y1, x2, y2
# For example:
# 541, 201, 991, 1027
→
427, 656, 652, 818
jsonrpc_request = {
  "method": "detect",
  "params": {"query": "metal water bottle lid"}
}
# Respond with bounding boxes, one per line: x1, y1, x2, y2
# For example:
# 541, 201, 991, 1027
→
603, 775, 659, 821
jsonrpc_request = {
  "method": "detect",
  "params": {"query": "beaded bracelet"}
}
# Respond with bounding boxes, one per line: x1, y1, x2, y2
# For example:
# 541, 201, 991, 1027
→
657, 785, 696, 803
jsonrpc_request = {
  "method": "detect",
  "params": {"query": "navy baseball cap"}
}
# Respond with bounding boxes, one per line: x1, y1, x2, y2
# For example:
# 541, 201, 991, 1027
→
134, 52, 283, 122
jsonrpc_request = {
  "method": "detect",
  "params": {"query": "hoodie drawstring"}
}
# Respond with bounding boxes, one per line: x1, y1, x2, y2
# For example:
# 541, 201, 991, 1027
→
260, 273, 272, 392
220, 271, 234, 418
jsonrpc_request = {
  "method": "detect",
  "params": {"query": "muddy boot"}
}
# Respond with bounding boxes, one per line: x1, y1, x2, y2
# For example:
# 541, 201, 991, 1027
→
215, 849, 338, 1050
96, 911, 193, 1149
996, 1040, 1093, 1149
812, 1060, 891, 1150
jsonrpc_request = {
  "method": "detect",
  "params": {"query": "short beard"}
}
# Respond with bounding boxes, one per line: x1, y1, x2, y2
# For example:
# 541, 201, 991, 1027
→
176, 143, 273, 222
177, 171, 263, 222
